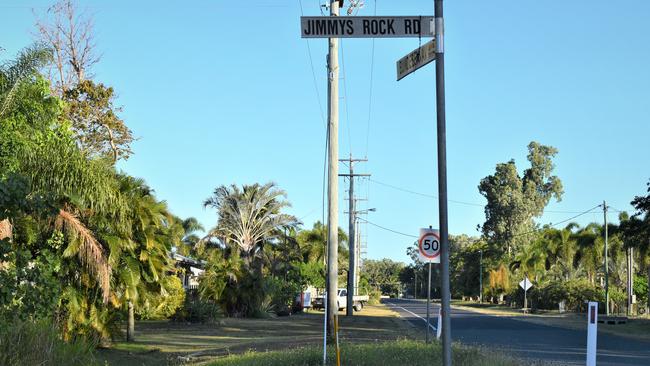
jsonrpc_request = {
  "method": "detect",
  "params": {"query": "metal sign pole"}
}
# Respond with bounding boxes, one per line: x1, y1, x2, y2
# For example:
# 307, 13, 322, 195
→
426, 261, 432, 343
524, 277, 528, 312
434, 0, 451, 364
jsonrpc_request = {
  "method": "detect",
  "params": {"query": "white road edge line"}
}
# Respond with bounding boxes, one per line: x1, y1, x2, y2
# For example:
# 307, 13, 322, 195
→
385, 301, 437, 331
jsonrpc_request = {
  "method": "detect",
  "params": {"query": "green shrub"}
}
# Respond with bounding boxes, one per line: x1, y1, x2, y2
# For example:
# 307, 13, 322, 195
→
137, 276, 186, 320
565, 280, 604, 312
634, 275, 648, 305
609, 287, 626, 313
0, 318, 98, 366
264, 275, 301, 316
527, 281, 568, 310
173, 294, 222, 323
512, 280, 604, 312
368, 288, 382, 305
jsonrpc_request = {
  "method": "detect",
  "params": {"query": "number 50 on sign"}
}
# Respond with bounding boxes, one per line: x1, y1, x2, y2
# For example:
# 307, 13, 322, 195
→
419, 228, 441, 263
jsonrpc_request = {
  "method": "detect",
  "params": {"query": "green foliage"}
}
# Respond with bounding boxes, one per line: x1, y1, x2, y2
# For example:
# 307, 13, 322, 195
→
297, 261, 325, 289
63, 80, 134, 162
367, 288, 382, 305
362, 258, 405, 297
203, 182, 297, 256
0, 318, 98, 366
173, 294, 222, 323
478, 142, 563, 256
264, 274, 301, 316
634, 275, 648, 305
136, 276, 185, 320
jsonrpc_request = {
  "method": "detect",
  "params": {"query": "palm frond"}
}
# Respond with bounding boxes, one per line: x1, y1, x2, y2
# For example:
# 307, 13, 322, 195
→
0, 44, 52, 117
55, 208, 111, 303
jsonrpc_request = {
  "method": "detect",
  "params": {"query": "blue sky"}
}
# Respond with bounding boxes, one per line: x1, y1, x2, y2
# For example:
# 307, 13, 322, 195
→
2, 0, 649, 264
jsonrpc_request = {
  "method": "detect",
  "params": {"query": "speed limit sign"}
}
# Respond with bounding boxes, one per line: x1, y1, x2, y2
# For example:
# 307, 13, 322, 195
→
418, 228, 441, 263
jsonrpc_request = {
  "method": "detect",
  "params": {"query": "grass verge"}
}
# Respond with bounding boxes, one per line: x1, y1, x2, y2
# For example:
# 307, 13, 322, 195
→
207, 339, 522, 366
97, 304, 413, 365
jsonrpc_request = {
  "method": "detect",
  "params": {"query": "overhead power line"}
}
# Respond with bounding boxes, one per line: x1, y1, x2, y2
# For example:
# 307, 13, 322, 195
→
511, 204, 603, 238
364, 0, 377, 157
357, 217, 417, 238
340, 40, 352, 155
369, 178, 601, 214
297, 0, 325, 127
359, 205, 605, 242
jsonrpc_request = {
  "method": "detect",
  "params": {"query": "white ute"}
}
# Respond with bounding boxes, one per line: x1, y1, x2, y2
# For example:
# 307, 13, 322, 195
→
312, 288, 369, 312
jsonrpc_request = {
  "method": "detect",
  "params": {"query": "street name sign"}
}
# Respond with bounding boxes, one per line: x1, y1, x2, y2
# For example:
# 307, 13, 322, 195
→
301, 16, 434, 38
397, 39, 436, 81
519, 277, 532, 291
418, 228, 440, 263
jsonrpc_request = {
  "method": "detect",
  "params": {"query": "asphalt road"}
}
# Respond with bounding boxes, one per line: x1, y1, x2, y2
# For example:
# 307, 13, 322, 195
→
384, 298, 650, 365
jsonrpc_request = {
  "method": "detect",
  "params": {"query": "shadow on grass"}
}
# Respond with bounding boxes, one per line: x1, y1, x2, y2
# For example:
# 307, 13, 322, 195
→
97, 305, 412, 366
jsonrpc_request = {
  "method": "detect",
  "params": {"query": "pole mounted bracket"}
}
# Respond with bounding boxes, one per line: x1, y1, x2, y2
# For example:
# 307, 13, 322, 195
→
435, 17, 444, 53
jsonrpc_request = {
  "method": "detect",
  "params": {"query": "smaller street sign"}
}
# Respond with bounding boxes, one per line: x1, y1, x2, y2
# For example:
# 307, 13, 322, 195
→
418, 228, 440, 264
397, 39, 436, 81
301, 16, 434, 38
519, 277, 533, 291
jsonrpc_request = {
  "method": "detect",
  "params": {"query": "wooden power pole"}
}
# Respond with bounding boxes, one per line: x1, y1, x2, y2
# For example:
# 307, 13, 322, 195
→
326, 0, 340, 342
339, 156, 369, 316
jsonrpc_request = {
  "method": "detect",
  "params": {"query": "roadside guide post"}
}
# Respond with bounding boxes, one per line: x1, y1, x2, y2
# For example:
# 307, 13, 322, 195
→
419, 227, 441, 343
519, 276, 533, 313
586, 301, 598, 366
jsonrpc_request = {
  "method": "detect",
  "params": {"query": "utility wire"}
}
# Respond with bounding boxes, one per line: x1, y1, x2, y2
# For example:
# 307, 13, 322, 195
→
359, 205, 604, 242
298, 0, 326, 127
357, 217, 418, 238
340, 40, 352, 155
364, 0, 377, 157
370, 178, 600, 214
511, 204, 603, 238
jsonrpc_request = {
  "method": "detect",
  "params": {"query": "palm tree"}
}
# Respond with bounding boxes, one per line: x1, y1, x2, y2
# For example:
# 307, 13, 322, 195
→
173, 217, 205, 256
296, 221, 348, 265
203, 182, 298, 260
0, 44, 52, 118
575, 223, 603, 285
545, 225, 579, 281
114, 175, 176, 342
511, 238, 547, 282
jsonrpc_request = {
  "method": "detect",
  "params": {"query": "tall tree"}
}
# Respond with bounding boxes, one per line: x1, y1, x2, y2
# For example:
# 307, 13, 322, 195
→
34, 1, 134, 163
34, 0, 99, 94
478, 142, 563, 256
64, 80, 134, 162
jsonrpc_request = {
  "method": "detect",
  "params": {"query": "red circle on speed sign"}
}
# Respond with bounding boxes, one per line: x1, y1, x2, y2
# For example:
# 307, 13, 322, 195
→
419, 232, 441, 259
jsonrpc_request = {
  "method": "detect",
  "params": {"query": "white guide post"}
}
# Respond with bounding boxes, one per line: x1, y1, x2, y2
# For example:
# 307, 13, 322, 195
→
586, 301, 598, 366
436, 307, 442, 339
